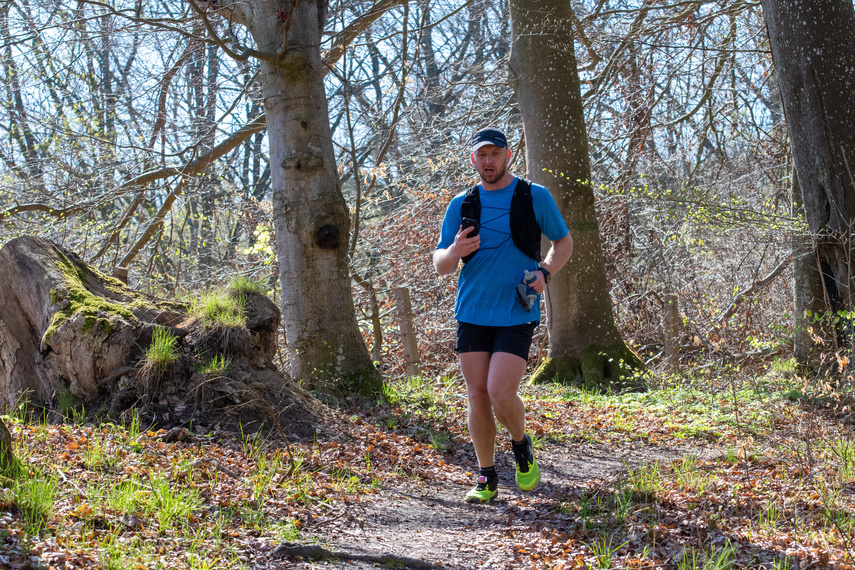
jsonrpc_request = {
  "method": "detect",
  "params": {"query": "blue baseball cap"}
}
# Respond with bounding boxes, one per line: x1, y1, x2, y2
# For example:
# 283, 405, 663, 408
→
470, 127, 507, 151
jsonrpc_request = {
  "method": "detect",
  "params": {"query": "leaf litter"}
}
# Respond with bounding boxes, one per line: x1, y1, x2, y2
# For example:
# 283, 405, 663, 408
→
1, 372, 854, 569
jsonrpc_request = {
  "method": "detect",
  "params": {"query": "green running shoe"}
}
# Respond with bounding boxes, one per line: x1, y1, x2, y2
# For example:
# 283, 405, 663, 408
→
515, 458, 541, 491
464, 475, 498, 504
513, 434, 541, 491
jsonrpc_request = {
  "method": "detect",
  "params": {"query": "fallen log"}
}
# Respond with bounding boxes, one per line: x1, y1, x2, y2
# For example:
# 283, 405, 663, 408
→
0, 236, 327, 437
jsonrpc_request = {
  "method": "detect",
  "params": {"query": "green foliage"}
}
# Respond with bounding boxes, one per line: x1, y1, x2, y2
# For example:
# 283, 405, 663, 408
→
586, 534, 627, 568
196, 352, 232, 376
673, 455, 713, 494
11, 471, 57, 535
150, 476, 203, 530
56, 386, 75, 418
107, 478, 146, 516
624, 462, 663, 501
144, 326, 180, 370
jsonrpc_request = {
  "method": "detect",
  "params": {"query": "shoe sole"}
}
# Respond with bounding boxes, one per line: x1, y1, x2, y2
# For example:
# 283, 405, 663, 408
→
464, 495, 496, 504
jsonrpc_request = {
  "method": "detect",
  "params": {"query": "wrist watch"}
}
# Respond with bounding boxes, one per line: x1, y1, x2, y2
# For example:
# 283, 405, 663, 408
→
537, 266, 551, 283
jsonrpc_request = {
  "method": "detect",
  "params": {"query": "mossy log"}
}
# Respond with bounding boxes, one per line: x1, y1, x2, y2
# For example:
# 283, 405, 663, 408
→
529, 341, 645, 391
0, 236, 328, 437
0, 236, 184, 408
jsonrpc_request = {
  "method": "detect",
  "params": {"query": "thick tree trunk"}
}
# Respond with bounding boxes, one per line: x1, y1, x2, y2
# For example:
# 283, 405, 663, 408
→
220, 1, 381, 393
761, 0, 855, 343
0, 415, 12, 473
792, 169, 828, 364
509, 0, 641, 390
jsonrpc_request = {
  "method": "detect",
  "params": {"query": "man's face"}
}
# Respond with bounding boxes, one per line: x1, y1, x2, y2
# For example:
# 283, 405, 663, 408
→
471, 145, 510, 184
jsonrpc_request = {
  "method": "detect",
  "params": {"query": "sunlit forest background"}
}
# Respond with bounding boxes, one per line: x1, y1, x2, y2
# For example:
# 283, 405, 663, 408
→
0, 1, 794, 377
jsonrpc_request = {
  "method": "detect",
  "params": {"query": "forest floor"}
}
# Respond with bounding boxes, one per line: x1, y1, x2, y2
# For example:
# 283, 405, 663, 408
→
2, 359, 855, 569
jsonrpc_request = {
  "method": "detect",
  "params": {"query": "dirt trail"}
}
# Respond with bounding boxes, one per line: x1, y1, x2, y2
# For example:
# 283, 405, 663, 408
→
270, 439, 718, 569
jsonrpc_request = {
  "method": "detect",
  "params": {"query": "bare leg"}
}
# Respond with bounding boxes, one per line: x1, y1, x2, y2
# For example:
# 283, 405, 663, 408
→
460, 351, 528, 468
459, 351, 496, 468
486, 352, 528, 442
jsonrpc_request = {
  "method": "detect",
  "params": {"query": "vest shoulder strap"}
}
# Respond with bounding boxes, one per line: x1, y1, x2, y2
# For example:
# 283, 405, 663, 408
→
510, 179, 543, 262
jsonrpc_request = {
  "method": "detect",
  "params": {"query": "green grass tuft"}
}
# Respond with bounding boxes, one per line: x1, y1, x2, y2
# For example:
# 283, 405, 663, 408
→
191, 291, 245, 329
227, 274, 268, 297
144, 326, 179, 370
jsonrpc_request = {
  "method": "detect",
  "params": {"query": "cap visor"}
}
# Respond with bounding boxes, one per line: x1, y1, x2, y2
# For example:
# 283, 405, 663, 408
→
471, 141, 506, 151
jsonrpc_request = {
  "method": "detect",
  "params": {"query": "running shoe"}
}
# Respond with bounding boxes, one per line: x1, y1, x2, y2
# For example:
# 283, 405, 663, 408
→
464, 475, 498, 503
513, 434, 541, 491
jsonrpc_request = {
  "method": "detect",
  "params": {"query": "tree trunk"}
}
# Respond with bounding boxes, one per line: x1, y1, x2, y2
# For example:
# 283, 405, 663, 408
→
761, 0, 855, 345
211, 1, 381, 393
0, 415, 12, 473
509, 0, 641, 390
792, 168, 828, 365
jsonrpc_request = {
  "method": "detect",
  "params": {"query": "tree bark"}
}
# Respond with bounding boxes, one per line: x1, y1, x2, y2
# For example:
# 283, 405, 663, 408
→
201, 1, 381, 393
509, 0, 641, 390
0, 415, 12, 473
761, 0, 855, 336
792, 168, 828, 365
0, 236, 184, 409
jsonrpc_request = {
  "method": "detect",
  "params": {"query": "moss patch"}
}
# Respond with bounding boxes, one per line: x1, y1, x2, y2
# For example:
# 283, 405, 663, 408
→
530, 341, 645, 391
42, 251, 139, 345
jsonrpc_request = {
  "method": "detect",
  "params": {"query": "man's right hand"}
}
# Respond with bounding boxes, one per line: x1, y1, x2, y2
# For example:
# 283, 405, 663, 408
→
453, 225, 480, 259
433, 225, 481, 275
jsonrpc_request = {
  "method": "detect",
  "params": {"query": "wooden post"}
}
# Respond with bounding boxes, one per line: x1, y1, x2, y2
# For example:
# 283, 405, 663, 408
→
663, 293, 681, 371
393, 287, 421, 377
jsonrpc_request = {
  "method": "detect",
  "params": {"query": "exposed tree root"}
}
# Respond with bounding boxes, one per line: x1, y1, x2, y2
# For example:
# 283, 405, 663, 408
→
530, 341, 645, 391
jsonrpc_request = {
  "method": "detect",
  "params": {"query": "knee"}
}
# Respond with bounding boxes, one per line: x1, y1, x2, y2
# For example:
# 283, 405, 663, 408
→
487, 384, 517, 409
467, 385, 491, 408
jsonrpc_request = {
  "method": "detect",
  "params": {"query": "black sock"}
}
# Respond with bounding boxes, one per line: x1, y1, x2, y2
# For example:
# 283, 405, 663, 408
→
512, 434, 530, 449
479, 465, 498, 480
512, 434, 533, 470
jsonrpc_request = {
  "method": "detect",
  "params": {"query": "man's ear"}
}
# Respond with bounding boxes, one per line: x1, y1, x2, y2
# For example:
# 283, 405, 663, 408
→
470, 153, 475, 166
506, 148, 512, 161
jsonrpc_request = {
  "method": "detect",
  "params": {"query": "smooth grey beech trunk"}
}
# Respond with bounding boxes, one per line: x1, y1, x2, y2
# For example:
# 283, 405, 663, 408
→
198, 1, 380, 392
508, 0, 641, 389
791, 169, 828, 365
762, 0, 855, 348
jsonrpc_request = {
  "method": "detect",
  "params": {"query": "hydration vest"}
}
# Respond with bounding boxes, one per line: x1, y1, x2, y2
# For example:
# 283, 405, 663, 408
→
460, 178, 542, 264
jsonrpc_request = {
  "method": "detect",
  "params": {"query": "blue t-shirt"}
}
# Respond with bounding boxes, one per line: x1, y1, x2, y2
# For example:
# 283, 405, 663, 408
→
436, 177, 569, 326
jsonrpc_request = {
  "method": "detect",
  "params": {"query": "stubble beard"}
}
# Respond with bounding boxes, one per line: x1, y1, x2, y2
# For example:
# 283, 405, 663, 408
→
479, 162, 507, 185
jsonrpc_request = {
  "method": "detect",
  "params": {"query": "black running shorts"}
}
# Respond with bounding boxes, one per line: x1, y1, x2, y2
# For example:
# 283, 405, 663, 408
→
456, 321, 538, 360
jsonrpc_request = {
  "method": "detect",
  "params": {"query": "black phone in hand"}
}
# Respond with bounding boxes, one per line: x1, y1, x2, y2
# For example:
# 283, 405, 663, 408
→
462, 217, 479, 237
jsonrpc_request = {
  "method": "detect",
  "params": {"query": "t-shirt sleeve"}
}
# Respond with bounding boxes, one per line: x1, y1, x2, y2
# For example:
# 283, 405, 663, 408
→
436, 195, 464, 250
532, 184, 569, 241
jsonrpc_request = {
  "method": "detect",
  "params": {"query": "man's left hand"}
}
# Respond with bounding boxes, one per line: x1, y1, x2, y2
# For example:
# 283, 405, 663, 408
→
529, 270, 548, 294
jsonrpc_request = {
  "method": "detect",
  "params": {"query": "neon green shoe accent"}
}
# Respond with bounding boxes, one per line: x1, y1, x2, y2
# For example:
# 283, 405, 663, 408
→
464, 476, 498, 504
516, 458, 541, 491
